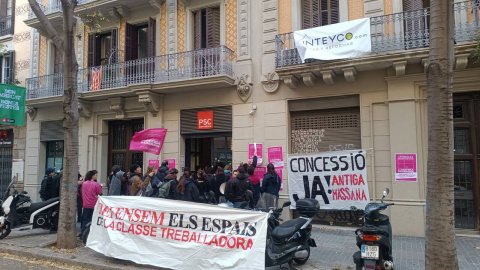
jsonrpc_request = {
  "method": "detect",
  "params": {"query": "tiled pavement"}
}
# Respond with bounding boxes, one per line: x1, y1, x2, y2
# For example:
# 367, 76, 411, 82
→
301, 226, 480, 270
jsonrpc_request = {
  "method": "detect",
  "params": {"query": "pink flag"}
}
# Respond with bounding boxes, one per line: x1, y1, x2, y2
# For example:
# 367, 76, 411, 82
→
129, 128, 168, 155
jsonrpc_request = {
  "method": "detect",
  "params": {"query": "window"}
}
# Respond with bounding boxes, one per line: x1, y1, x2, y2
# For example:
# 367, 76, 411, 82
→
302, 0, 339, 29
124, 18, 155, 61
137, 26, 148, 59
0, 0, 14, 36
0, 51, 14, 84
193, 7, 220, 49
88, 29, 118, 67
46, 141, 64, 173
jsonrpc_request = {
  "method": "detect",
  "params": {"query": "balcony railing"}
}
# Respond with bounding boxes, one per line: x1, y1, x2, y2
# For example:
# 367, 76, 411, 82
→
0, 16, 14, 36
26, 46, 234, 100
26, 73, 64, 100
276, 1, 480, 68
28, 0, 62, 19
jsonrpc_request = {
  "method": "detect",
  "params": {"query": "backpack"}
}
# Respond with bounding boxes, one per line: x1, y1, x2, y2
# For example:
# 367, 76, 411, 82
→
157, 180, 175, 198
145, 182, 153, 197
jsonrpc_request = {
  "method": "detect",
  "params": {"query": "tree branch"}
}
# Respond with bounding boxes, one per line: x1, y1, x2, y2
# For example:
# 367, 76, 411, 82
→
28, 0, 65, 53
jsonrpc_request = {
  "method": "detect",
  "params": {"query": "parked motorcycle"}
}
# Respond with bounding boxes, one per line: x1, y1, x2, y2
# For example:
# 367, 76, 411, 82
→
0, 181, 59, 239
265, 198, 319, 269
353, 188, 395, 270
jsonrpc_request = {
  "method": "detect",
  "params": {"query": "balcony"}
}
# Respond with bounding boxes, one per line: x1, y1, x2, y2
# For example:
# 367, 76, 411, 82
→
26, 46, 235, 103
25, 0, 63, 31
0, 16, 14, 37
275, 1, 480, 85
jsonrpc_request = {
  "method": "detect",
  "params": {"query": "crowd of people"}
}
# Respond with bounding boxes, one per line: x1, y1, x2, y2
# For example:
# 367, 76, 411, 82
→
41, 155, 282, 239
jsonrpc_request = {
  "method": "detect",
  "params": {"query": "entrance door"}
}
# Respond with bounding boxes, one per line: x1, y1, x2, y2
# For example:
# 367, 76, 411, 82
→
185, 136, 232, 172
0, 146, 12, 196
453, 94, 480, 230
108, 119, 144, 174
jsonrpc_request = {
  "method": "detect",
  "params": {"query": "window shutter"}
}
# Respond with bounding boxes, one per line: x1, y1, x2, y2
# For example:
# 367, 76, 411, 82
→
403, 0, 423, 11
302, 0, 321, 29
194, 10, 202, 50
0, 0, 7, 18
206, 7, 220, 48
147, 17, 156, 57
330, 0, 339, 25
87, 33, 95, 67
125, 23, 135, 61
110, 28, 118, 63
7, 50, 13, 84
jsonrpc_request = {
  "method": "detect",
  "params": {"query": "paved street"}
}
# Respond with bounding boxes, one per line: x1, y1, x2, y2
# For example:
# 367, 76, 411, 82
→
0, 226, 479, 270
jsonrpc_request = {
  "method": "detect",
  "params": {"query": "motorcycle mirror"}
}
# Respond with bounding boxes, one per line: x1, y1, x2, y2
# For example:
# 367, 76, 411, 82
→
282, 201, 291, 208
383, 188, 390, 197
21, 191, 28, 195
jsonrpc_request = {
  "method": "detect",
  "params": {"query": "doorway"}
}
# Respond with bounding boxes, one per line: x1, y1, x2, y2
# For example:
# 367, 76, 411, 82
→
185, 136, 232, 172
453, 93, 480, 230
108, 119, 144, 175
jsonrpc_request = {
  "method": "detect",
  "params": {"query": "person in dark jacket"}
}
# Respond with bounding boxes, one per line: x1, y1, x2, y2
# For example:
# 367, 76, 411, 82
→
107, 165, 122, 195
247, 165, 261, 206
163, 168, 179, 199
51, 168, 62, 199
176, 168, 199, 202
155, 161, 169, 182
109, 169, 124, 196
213, 167, 227, 203
39, 168, 56, 201
229, 167, 253, 209
77, 171, 84, 223
262, 163, 281, 198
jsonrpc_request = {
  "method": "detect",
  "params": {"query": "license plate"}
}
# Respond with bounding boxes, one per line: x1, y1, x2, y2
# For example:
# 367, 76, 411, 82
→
361, 245, 379, 259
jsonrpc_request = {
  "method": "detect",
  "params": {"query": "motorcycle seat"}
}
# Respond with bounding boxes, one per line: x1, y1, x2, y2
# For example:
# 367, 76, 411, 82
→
29, 197, 59, 213
271, 218, 308, 240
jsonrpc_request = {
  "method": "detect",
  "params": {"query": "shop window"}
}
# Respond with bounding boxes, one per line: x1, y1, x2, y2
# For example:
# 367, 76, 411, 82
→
46, 141, 64, 173
301, 0, 339, 29
193, 7, 220, 49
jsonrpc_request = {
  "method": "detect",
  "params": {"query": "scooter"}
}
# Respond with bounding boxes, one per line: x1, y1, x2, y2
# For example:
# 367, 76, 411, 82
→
0, 181, 60, 239
353, 188, 395, 270
265, 198, 319, 269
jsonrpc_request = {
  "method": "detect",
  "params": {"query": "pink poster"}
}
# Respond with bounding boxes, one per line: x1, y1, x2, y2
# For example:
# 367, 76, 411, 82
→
275, 167, 284, 191
165, 159, 176, 170
267, 146, 283, 167
148, 160, 160, 170
254, 166, 267, 179
248, 143, 263, 164
395, 153, 417, 182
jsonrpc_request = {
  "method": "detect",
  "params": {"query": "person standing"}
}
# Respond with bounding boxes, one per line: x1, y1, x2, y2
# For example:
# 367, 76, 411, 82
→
155, 161, 169, 182
176, 168, 199, 202
77, 171, 84, 223
108, 166, 123, 196
130, 168, 154, 196
262, 163, 281, 198
247, 166, 261, 206
39, 168, 56, 201
52, 168, 63, 199
213, 167, 227, 203
80, 170, 102, 237
229, 167, 253, 209
162, 168, 179, 199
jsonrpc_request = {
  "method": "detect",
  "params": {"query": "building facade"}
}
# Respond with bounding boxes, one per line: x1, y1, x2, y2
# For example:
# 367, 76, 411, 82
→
23, 0, 480, 236
0, 0, 32, 195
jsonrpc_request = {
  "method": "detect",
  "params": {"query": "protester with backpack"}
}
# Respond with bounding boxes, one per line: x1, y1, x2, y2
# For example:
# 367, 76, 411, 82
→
142, 166, 157, 197
262, 163, 281, 198
228, 167, 253, 209
158, 168, 179, 199
155, 161, 169, 182
176, 168, 199, 202
130, 168, 154, 196
213, 167, 227, 203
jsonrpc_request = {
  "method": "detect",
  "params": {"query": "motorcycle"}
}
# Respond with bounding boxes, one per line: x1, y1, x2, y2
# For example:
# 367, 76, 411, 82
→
0, 180, 60, 239
265, 198, 319, 269
353, 188, 395, 270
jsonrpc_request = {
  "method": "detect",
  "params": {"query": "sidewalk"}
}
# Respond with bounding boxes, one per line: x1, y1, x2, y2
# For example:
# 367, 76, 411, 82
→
0, 227, 478, 270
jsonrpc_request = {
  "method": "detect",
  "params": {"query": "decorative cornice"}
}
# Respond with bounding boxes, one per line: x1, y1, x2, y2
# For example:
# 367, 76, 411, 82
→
137, 91, 162, 116
393, 61, 407, 76
109, 97, 125, 119
108, 8, 122, 21
26, 106, 37, 121
149, 0, 165, 10
421, 58, 429, 73
320, 70, 335, 85
342, 67, 357, 83
283, 75, 297, 89
235, 74, 253, 102
301, 73, 317, 87
115, 6, 131, 20
261, 72, 279, 93
78, 100, 92, 118
455, 53, 470, 71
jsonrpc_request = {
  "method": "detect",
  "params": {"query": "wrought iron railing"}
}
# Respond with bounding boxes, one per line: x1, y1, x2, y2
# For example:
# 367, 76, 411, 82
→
28, 0, 62, 19
26, 73, 64, 100
275, 0, 480, 68
27, 46, 234, 99
0, 16, 14, 36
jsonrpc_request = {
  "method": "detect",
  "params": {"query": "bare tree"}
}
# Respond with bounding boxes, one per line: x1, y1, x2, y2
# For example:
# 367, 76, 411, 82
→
28, 0, 79, 249
425, 0, 458, 269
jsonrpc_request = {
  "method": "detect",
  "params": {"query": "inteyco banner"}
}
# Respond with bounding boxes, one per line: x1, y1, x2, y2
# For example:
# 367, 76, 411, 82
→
87, 197, 268, 270
294, 18, 371, 61
288, 150, 369, 210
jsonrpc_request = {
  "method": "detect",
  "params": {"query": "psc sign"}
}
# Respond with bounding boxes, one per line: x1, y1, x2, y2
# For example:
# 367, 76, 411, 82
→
197, 111, 214, 130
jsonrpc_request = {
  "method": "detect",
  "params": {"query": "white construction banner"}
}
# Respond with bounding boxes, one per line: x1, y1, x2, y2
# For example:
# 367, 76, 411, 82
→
288, 150, 369, 210
87, 196, 268, 270
294, 18, 371, 61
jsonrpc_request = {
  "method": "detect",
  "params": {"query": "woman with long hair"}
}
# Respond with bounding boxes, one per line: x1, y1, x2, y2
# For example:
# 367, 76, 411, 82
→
176, 168, 199, 202
262, 163, 281, 197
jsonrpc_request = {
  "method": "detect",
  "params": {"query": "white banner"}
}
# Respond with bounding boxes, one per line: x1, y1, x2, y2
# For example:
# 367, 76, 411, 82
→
294, 18, 371, 61
287, 150, 369, 210
87, 197, 268, 270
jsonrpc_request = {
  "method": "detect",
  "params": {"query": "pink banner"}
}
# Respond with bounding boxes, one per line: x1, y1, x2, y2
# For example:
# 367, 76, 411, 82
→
148, 160, 160, 170
129, 128, 167, 155
267, 146, 283, 167
248, 143, 263, 164
165, 159, 176, 170
395, 153, 418, 182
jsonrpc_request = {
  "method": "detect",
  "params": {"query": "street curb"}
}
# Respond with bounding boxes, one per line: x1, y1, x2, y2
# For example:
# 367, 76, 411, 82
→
0, 245, 123, 270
